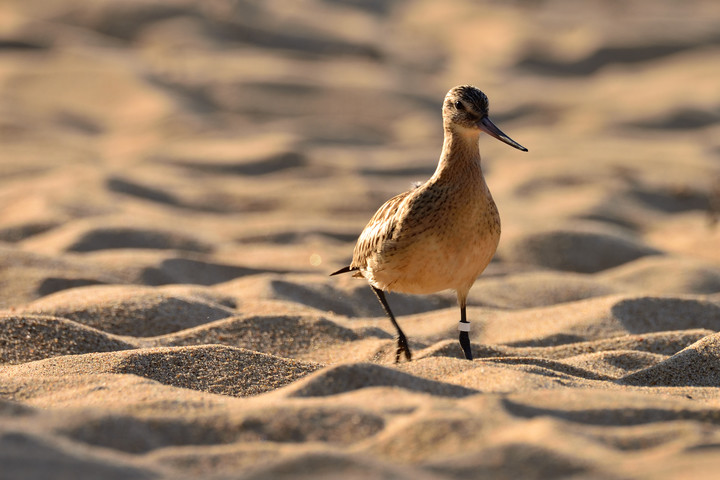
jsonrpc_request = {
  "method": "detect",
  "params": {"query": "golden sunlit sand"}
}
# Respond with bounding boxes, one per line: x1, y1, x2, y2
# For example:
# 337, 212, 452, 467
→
1, 0, 720, 478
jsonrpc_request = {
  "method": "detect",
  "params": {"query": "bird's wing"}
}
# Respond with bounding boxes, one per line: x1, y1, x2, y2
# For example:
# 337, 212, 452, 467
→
351, 191, 411, 269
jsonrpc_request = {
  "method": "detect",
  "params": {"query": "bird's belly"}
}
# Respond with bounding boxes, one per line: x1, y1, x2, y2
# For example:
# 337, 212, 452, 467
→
365, 223, 500, 295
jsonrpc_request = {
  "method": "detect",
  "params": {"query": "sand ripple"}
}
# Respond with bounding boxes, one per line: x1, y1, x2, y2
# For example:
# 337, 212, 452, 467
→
4, 346, 322, 397
21, 285, 236, 336
0, 315, 134, 364
2, 0, 720, 478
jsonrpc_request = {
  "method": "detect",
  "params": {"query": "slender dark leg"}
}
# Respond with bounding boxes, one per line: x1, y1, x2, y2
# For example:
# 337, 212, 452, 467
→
371, 286, 412, 362
459, 305, 473, 360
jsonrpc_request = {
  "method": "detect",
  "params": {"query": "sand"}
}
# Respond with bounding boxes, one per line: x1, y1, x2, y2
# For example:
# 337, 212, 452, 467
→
1, 0, 720, 478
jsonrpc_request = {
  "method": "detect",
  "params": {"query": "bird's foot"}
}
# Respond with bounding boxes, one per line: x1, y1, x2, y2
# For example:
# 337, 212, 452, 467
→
395, 334, 413, 363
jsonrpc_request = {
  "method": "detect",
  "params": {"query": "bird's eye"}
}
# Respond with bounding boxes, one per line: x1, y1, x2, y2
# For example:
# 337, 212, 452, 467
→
454, 101, 465, 111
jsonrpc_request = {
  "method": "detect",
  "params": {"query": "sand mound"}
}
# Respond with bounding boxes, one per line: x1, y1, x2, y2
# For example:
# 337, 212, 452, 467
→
144, 443, 302, 478
361, 408, 490, 463
141, 257, 271, 286
501, 225, 660, 273
518, 329, 714, 359
476, 296, 626, 346
0, 373, 234, 413
424, 442, 592, 480
0, 427, 157, 480
469, 271, 617, 308
0, 220, 60, 243
160, 146, 307, 176
0, 245, 120, 307
397, 356, 487, 381
25, 222, 214, 254
620, 333, 720, 386
60, 404, 384, 454
106, 176, 181, 207
479, 357, 613, 382
151, 314, 358, 357
279, 363, 477, 398
5, 345, 322, 396
501, 389, 719, 425
475, 294, 720, 348
239, 451, 432, 480
414, 340, 500, 360
227, 274, 453, 317
600, 256, 720, 294
68, 250, 272, 287
0, 315, 135, 364
22, 285, 236, 336
67, 227, 212, 253
416, 330, 713, 366
0, 399, 35, 416
610, 296, 720, 333
562, 350, 667, 378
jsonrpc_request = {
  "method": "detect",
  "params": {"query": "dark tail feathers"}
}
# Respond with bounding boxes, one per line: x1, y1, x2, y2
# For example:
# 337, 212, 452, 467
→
330, 266, 356, 276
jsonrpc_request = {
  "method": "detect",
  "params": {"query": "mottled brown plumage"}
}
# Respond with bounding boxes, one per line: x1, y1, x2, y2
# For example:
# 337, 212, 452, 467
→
332, 85, 527, 362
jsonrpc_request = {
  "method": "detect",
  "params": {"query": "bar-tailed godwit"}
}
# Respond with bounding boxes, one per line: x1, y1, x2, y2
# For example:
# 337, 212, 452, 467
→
332, 85, 527, 362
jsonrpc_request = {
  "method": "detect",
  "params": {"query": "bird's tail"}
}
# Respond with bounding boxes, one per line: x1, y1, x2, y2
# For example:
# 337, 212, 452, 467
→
329, 266, 356, 276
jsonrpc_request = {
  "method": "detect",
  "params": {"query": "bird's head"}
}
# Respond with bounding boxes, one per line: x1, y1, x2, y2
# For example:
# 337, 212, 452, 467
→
443, 85, 528, 152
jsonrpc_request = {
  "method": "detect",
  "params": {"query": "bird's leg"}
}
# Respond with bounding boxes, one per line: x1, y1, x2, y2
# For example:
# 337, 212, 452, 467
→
371, 286, 412, 363
458, 303, 473, 360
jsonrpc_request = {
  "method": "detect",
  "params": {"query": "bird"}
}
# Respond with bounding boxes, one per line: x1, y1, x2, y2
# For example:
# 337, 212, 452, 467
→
331, 85, 527, 362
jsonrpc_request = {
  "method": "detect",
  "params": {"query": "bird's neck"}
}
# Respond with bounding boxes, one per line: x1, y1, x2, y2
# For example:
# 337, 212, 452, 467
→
431, 124, 483, 182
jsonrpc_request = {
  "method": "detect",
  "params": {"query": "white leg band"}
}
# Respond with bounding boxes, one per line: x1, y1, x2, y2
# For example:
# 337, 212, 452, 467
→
458, 322, 471, 332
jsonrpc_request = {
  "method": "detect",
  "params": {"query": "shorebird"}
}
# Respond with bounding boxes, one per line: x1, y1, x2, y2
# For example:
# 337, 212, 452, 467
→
332, 85, 527, 362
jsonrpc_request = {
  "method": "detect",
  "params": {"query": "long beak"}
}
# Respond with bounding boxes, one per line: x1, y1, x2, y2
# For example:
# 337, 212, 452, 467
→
478, 116, 528, 152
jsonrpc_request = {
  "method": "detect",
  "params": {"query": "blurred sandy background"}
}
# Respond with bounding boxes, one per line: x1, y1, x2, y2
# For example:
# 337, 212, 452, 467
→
1, 0, 720, 478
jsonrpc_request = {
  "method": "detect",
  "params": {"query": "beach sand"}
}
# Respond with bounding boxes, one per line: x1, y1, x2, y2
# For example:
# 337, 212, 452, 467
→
1, 0, 720, 478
